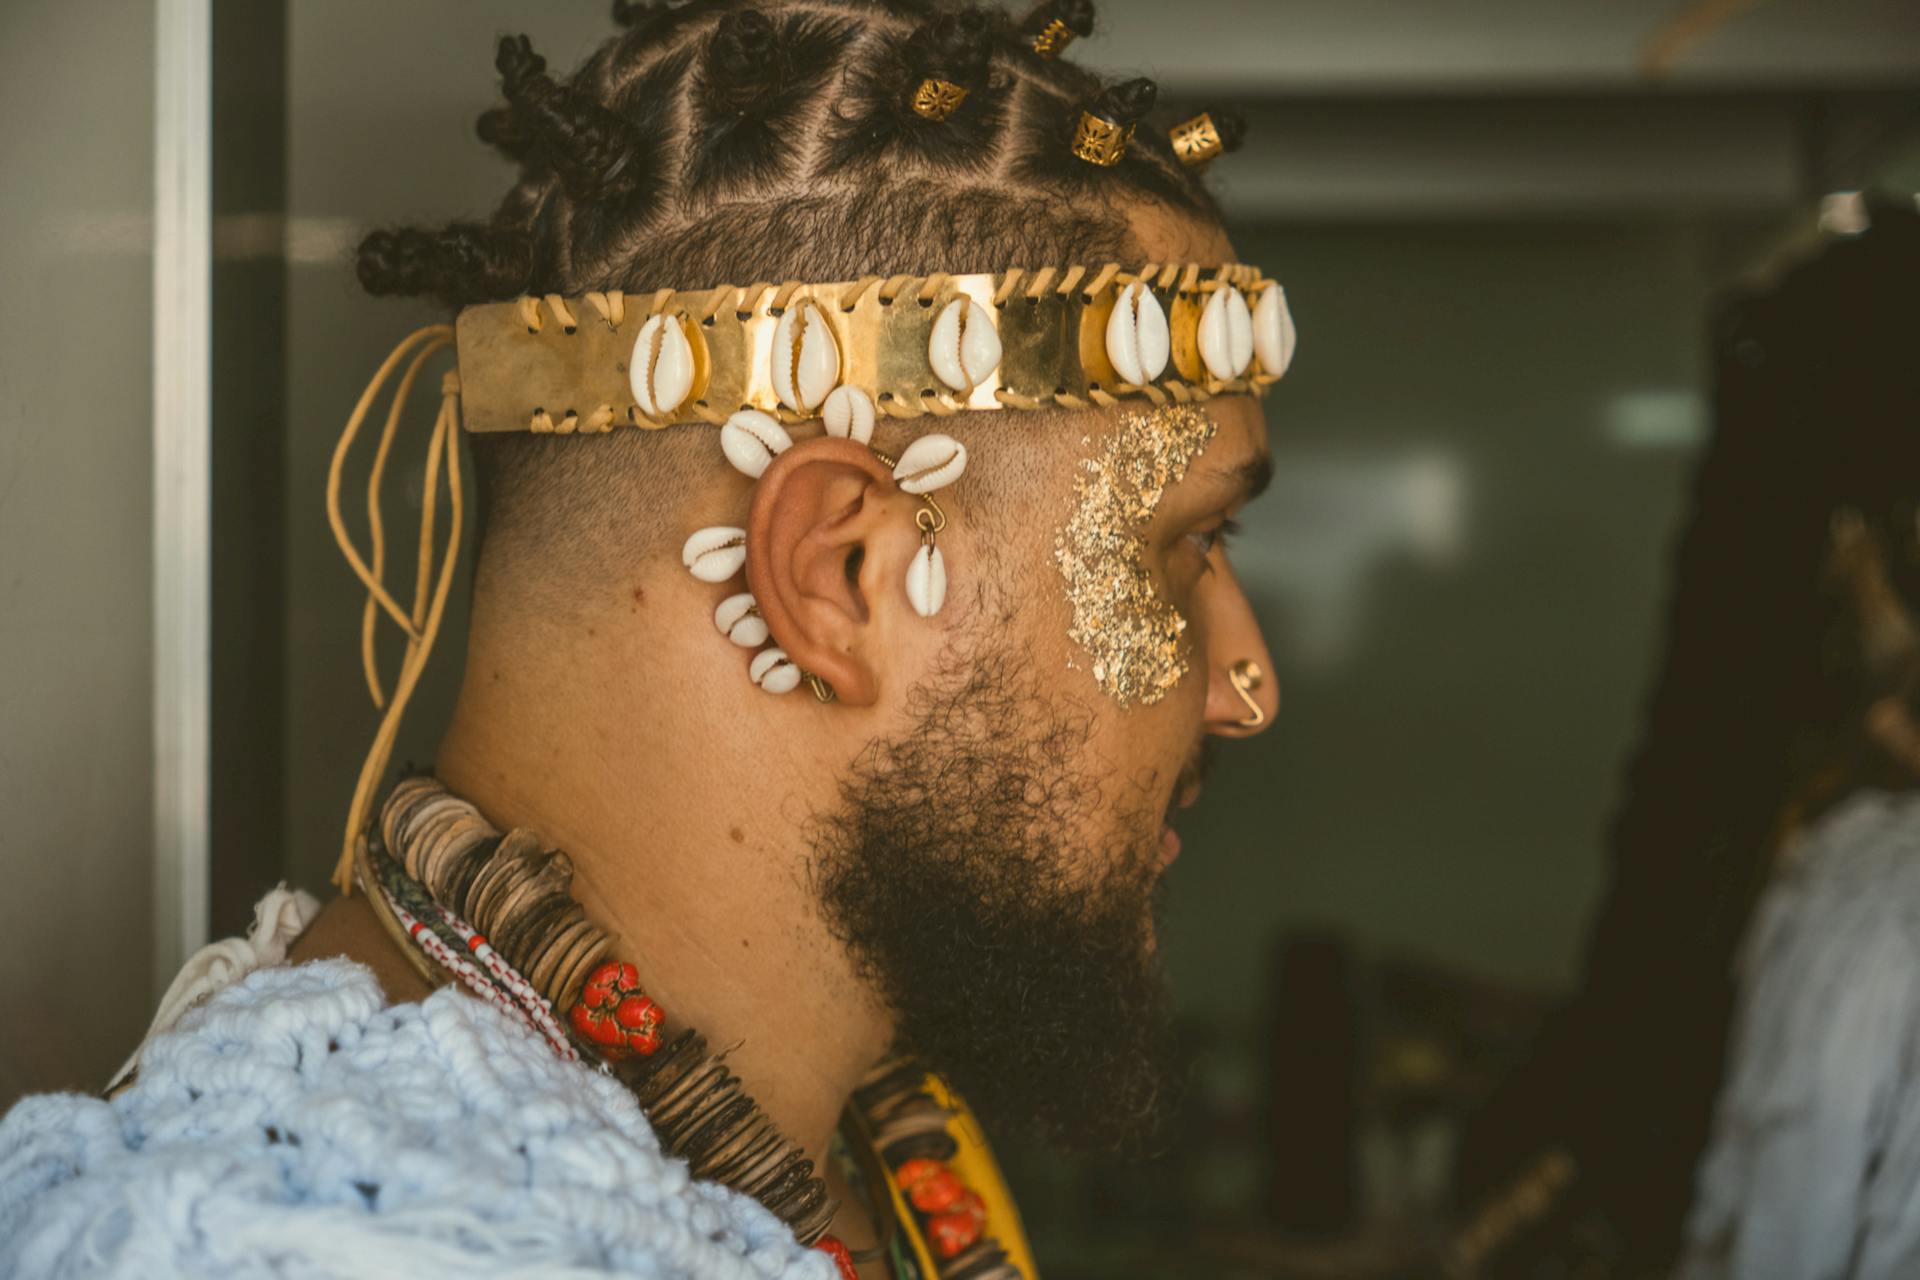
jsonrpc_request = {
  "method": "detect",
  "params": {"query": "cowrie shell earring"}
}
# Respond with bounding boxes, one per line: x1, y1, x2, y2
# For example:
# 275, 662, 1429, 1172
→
892, 434, 968, 495
690, 405, 970, 692
823, 385, 875, 445
879, 434, 964, 618
750, 647, 801, 695
721, 409, 792, 479
714, 593, 768, 647
682, 526, 747, 583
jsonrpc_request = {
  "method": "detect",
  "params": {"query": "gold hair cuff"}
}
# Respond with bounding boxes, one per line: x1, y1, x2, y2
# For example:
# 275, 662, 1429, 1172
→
453, 261, 1292, 435
1071, 112, 1134, 167
910, 78, 969, 121
1171, 112, 1225, 168
1032, 18, 1076, 58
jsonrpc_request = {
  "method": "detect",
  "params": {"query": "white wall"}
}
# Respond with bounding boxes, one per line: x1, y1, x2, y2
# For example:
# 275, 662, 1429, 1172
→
0, 0, 157, 1105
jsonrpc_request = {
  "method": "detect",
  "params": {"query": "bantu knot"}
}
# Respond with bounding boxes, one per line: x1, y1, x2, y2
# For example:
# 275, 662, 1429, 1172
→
1211, 108, 1247, 153
356, 223, 533, 309
611, 0, 663, 27
495, 34, 649, 201
1020, 0, 1095, 40
1094, 77, 1157, 125
707, 8, 778, 98
910, 9, 996, 89
475, 105, 533, 163
1020, 0, 1093, 57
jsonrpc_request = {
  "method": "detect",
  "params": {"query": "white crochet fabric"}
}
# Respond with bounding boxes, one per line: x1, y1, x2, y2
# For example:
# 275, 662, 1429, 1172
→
0, 957, 835, 1280
1682, 789, 1920, 1280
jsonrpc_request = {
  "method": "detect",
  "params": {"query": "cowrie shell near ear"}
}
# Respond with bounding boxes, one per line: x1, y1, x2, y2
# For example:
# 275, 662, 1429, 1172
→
928, 298, 1001, 393
720, 409, 792, 479
749, 647, 801, 694
682, 526, 747, 583
1197, 285, 1254, 381
630, 313, 696, 418
892, 434, 967, 495
771, 302, 839, 413
905, 543, 947, 618
714, 592, 768, 647
1253, 285, 1297, 378
822, 385, 875, 445
1104, 281, 1170, 386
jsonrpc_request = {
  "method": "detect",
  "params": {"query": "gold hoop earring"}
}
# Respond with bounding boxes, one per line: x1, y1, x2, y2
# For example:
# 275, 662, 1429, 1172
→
1229, 659, 1267, 728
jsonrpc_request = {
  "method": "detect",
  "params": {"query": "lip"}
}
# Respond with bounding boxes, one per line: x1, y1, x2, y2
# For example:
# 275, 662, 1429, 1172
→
1159, 823, 1182, 865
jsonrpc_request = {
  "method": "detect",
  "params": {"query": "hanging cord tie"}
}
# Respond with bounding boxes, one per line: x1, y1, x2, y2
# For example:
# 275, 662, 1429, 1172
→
325, 324, 464, 892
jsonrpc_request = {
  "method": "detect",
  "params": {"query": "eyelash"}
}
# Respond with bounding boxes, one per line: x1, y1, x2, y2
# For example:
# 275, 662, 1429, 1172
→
1189, 518, 1243, 562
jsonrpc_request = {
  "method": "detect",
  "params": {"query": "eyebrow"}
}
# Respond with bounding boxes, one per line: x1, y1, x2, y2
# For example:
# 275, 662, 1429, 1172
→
1199, 453, 1273, 506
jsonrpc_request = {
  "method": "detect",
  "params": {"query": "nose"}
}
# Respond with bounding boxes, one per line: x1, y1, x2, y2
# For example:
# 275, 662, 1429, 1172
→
1198, 557, 1278, 737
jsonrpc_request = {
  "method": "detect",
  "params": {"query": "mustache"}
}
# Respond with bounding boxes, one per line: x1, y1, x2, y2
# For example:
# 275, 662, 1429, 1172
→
1171, 740, 1217, 808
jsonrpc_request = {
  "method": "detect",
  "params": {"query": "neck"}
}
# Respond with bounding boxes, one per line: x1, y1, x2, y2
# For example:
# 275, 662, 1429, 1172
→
435, 625, 892, 1166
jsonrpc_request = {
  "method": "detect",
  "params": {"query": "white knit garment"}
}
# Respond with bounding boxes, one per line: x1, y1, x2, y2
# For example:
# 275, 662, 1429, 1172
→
0, 958, 835, 1280
1682, 789, 1920, 1280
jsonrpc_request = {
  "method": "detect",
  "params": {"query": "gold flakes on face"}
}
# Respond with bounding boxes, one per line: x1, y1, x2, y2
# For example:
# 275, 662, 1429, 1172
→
1053, 406, 1218, 705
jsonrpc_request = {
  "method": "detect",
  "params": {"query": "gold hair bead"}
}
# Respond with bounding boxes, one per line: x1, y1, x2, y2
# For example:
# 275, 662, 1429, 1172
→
910, 78, 970, 121
1031, 17, 1076, 58
1171, 112, 1225, 169
1071, 112, 1133, 167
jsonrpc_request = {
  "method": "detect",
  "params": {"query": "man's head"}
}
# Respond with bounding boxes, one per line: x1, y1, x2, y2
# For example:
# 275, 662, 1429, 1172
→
382, 1, 1279, 1154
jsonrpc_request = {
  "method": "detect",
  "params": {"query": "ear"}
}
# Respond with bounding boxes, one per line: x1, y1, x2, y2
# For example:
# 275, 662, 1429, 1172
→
744, 436, 923, 707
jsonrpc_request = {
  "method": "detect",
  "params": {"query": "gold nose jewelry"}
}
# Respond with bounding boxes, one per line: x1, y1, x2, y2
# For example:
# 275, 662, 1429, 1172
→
1229, 659, 1267, 728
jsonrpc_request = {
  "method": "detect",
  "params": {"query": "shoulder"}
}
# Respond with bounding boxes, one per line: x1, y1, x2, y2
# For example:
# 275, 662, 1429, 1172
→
0, 958, 831, 1279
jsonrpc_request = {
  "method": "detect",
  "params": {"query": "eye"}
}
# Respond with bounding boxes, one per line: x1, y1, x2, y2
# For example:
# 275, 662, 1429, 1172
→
1186, 518, 1242, 563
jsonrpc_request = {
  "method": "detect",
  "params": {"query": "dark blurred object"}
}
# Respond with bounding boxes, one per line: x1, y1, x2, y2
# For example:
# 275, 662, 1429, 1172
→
1267, 933, 1360, 1232
1457, 195, 1920, 1276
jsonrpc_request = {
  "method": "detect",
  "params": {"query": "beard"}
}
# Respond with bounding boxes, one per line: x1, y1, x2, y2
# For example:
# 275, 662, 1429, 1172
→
808, 640, 1190, 1157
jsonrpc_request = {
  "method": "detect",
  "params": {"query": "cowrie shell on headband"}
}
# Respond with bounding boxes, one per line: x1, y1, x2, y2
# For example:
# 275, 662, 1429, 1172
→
771, 302, 839, 413
892, 434, 967, 495
631, 314, 696, 418
1253, 286, 1297, 378
928, 298, 1001, 393
823, 385, 875, 445
714, 592, 768, 647
682, 526, 747, 583
1197, 285, 1254, 381
749, 647, 801, 694
905, 543, 947, 618
721, 409, 792, 479
1104, 281, 1170, 387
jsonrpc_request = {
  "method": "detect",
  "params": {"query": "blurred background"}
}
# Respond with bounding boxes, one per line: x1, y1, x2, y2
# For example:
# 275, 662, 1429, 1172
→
3, 1, 1918, 1276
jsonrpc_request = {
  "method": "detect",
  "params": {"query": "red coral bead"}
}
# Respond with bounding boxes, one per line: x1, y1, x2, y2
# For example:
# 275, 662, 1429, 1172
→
570, 961, 664, 1059
926, 1204, 983, 1259
896, 1158, 944, 1192
815, 1234, 858, 1280
907, 1168, 967, 1215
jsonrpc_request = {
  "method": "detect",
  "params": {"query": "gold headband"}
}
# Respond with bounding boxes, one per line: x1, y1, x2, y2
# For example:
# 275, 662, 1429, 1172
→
454, 262, 1297, 435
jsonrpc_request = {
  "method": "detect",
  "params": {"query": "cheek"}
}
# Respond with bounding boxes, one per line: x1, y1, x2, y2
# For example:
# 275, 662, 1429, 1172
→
1051, 409, 1218, 708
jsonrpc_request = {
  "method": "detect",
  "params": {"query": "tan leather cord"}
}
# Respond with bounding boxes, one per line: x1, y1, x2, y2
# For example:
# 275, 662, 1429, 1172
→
326, 323, 465, 893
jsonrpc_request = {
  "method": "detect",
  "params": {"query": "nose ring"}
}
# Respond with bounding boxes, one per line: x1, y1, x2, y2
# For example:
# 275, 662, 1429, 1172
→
1229, 659, 1267, 728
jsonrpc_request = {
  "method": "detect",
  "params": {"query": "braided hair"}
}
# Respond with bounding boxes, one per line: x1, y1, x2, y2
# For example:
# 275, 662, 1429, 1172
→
354, 0, 1242, 599
359, 0, 1229, 310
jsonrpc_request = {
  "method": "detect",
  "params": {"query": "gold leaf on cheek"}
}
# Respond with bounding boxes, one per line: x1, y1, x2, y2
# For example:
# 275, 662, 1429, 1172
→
1053, 406, 1217, 706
